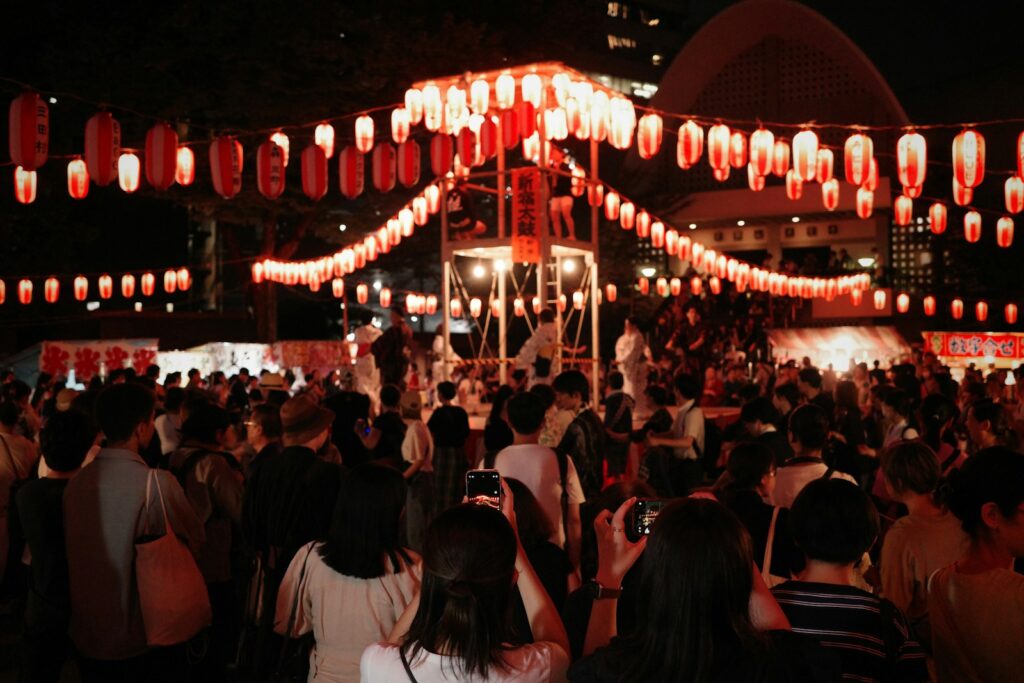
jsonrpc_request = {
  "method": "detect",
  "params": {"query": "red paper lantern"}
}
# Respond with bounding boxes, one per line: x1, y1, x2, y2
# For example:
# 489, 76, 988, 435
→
666, 229, 679, 255
390, 107, 410, 145
269, 132, 290, 167
729, 131, 747, 169
478, 119, 498, 159
929, 202, 948, 234
771, 140, 790, 177
326, 278, 342, 298
175, 146, 195, 186
667, 277, 680, 297
73, 276, 88, 301
421, 84, 442, 131
815, 148, 834, 183
690, 276, 702, 296
399, 208, 415, 236
570, 166, 586, 198
903, 184, 922, 199
896, 292, 910, 313
338, 146, 365, 199
997, 216, 1014, 248
856, 187, 873, 219
356, 283, 369, 304
257, 140, 286, 199
43, 277, 58, 304
590, 91, 608, 142
650, 221, 665, 248
605, 283, 617, 303
456, 128, 477, 169
99, 274, 114, 299
177, 268, 191, 291
515, 101, 537, 139
371, 143, 396, 192
140, 272, 155, 297
604, 191, 620, 221
144, 123, 178, 190
490, 297, 502, 317
712, 165, 730, 182
637, 277, 649, 295
707, 124, 730, 170
161, 270, 175, 294
404, 88, 424, 126
8, 92, 48, 171
499, 109, 519, 150
412, 196, 429, 225
785, 169, 802, 200
494, 73, 515, 110
210, 136, 243, 199
18, 279, 32, 305
655, 277, 668, 297
873, 289, 887, 311
512, 297, 526, 317
1005, 176, 1024, 214
121, 274, 135, 298
425, 294, 438, 315
301, 145, 328, 201
1005, 303, 1018, 325
619, 202, 636, 230
379, 287, 392, 308
923, 295, 936, 316
354, 115, 374, 153
13, 166, 36, 204
572, 290, 585, 310
587, 181, 604, 208
430, 134, 453, 177
952, 177, 973, 207
748, 128, 773, 177
84, 112, 121, 186
315, 122, 335, 159
952, 129, 985, 189
118, 153, 140, 193
677, 120, 704, 169
637, 114, 662, 159
470, 297, 483, 318
862, 157, 878, 191
1019, 131, 1024, 178
964, 211, 982, 243
792, 129, 818, 181
821, 178, 839, 211
66, 159, 89, 199
608, 97, 635, 150
844, 133, 873, 186
950, 298, 964, 320
897, 131, 927, 190
850, 289, 863, 306
894, 195, 913, 226
709, 276, 722, 295
635, 210, 651, 239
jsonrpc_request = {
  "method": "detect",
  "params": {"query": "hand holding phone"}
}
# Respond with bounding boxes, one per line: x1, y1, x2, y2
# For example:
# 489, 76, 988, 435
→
592, 497, 648, 588
629, 498, 669, 541
466, 469, 502, 510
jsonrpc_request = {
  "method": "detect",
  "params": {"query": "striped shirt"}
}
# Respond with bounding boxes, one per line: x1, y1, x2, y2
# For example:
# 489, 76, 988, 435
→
772, 581, 927, 683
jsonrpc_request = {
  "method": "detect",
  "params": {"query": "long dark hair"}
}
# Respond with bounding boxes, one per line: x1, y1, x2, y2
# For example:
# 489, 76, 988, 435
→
717, 442, 775, 507
401, 504, 518, 677
919, 393, 959, 451
945, 446, 1024, 538
319, 463, 411, 579
605, 499, 772, 682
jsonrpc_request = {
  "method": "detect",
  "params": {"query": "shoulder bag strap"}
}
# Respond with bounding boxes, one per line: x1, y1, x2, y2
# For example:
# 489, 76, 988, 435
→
762, 506, 780, 584
279, 542, 315, 650
399, 646, 420, 683
150, 470, 173, 536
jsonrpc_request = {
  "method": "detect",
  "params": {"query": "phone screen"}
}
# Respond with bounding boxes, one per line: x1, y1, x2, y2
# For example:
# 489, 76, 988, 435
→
630, 498, 668, 540
466, 469, 502, 509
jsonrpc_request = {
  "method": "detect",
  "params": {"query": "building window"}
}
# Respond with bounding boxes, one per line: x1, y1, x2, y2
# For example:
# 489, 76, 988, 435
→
607, 34, 638, 50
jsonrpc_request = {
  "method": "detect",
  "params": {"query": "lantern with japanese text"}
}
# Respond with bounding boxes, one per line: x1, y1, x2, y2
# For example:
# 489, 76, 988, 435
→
677, 120, 704, 169
815, 148, 834, 183
99, 274, 114, 299
785, 169, 802, 200
177, 268, 191, 291
894, 196, 913, 226
619, 202, 636, 230
952, 129, 985, 189
635, 210, 651, 239
67, 159, 89, 199
257, 141, 286, 199
997, 216, 1014, 248
976, 301, 989, 322
301, 145, 328, 201
897, 131, 927, 191
964, 211, 982, 243
707, 124, 730, 171
118, 153, 140, 193
1005, 176, 1024, 214
896, 293, 910, 313
17, 279, 32, 305
822, 179, 839, 211
729, 131, 747, 169
13, 166, 36, 204
175, 146, 195, 186
748, 128, 773, 177
469, 297, 482, 318
356, 283, 369, 304
923, 295, 936, 316
269, 132, 290, 167
844, 133, 873, 186
121, 274, 135, 298
792, 130, 818, 181
8, 92, 48, 171
605, 283, 617, 303
210, 136, 243, 199
371, 144, 396, 192
873, 289, 887, 311
43, 277, 58, 304
772, 140, 790, 177
1006, 303, 1018, 325
141, 272, 155, 297
338, 146, 365, 199
636, 114, 662, 159
354, 115, 374, 153
315, 122, 335, 158
430, 134, 453, 177
950, 298, 964, 320
84, 111, 121, 186
856, 187, 873, 219
929, 202, 948, 234
162, 270, 175, 294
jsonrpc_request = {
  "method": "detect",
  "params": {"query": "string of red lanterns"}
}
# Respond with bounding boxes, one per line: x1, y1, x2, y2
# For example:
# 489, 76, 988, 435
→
2, 268, 192, 305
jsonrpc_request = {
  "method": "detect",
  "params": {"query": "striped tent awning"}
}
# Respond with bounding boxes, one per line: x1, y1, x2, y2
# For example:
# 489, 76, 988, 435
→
767, 326, 910, 365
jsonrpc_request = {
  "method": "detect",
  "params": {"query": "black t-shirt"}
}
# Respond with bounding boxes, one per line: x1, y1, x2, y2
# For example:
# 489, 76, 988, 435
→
372, 412, 407, 469
427, 405, 470, 449
509, 541, 572, 643
16, 477, 71, 631
324, 391, 371, 466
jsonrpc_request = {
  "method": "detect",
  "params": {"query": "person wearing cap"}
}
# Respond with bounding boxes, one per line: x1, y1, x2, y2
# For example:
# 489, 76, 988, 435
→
259, 372, 291, 408
372, 307, 414, 390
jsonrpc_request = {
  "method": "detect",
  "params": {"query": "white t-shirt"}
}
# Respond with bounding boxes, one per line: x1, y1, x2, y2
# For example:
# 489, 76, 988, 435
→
670, 399, 705, 461
360, 641, 569, 683
154, 413, 181, 455
770, 459, 857, 509
402, 420, 434, 473
489, 443, 585, 549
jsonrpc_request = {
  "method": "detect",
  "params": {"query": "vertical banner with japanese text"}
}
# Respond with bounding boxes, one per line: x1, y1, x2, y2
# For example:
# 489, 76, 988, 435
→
511, 167, 541, 263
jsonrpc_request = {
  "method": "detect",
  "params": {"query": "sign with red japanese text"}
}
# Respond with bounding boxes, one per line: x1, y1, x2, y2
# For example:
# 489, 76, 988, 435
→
39, 339, 159, 381
511, 167, 541, 263
923, 331, 1024, 360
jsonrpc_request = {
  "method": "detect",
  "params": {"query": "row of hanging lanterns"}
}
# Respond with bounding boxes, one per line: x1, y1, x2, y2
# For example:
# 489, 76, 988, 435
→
1, 268, 191, 305
868, 289, 1018, 323
446, 289, 591, 320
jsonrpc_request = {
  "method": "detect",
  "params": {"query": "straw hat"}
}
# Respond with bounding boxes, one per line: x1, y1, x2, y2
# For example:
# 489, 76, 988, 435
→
280, 395, 334, 444
259, 373, 286, 390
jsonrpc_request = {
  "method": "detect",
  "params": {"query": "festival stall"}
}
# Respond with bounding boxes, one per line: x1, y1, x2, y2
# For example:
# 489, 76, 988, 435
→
767, 325, 910, 369
923, 330, 1024, 370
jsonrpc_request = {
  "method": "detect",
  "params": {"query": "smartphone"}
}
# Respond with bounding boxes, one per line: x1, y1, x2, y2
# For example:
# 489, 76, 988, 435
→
629, 498, 669, 541
466, 469, 502, 509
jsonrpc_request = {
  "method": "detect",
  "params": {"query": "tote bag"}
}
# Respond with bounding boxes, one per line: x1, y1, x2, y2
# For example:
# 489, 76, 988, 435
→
135, 470, 212, 646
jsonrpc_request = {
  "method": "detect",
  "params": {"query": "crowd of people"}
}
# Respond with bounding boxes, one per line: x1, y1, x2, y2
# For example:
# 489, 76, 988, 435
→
0, 309, 1022, 683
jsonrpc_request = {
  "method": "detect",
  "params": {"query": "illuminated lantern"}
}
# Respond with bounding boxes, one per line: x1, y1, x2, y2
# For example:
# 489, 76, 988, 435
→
650, 221, 665, 248
144, 123, 178, 190
353, 244, 367, 269
456, 129, 476, 169
43, 277, 58, 304
338, 146, 365, 199
587, 181, 604, 208
821, 178, 839, 211
771, 140, 790, 177
923, 295, 936, 316
997, 216, 1014, 248
209, 136, 243, 199
862, 157, 878, 191
521, 73, 541, 107
894, 195, 913, 226
748, 128, 774, 177
873, 289, 886, 311
478, 119, 498, 159
8, 91, 48, 170
897, 131, 927, 190
953, 177, 972, 207
301, 145, 328, 201
815, 148, 834, 183
84, 111, 121, 186
636, 114, 662, 159
950, 298, 964, 320
395, 140, 421, 188
604, 191, 620, 221
386, 219, 401, 246
421, 84, 442, 130
399, 208, 415, 236
515, 101, 537, 139
856, 187, 873, 219
425, 184, 441, 213
555, 294, 566, 313
118, 153, 141, 193
353, 283, 368, 304
709, 277, 722, 295
74, 276, 88, 301
792, 129, 818, 181
469, 297, 482, 318
690, 277, 702, 296
513, 297, 526, 317
390, 107, 411, 145
566, 166, 584, 198
1005, 303, 1018, 325
354, 115, 375, 153
489, 297, 501, 318
1005, 176, 1024, 214
543, 108, 568, 141
268, 132, 290, 167
655, 277, 668, 297
677, 120, 704, 169
18, 279, 32, 305
896, 292, 910, 313
785, 169, 802, 200
256, 141, 286, 199
315, 122, 336, 158
424, 294, 438, 315
964, 211, 982, 243
666, 229, 679, 255
952, 129, 985, 189
903, 184, 922, 199
141, 272, 155, 297
974, 300, 989, 322
729, 131, 747, 169
619, 201, 636, 230
707, 124, 730, 170
494, 73, 515, 110
590, 91, 609, 142
521, 132, 540, 163
527, 296, 539, 315
430, 134, 453, 177
712, 166, 730, 182
844, 133, 873, 186
570, 290, 583, 310
120, 274, 135, 298
929, 202, 947, 234
162, 271, 175, 294
379, 287, 392, 308
499, 109, 519, 150
669, 277, 682, 297
605, 283, 617, 303
608, 97, 635, 150
691, 242, 705, 267
404, 88, 424, 126
635, 210, 651, 238
13, 166, 36, 204
410, 197, 428, 226
850, 289, 863, 306
175, 146, 195, 185
638, 277, 649, 295
371, 143, 396, 192
446, 297, 463, 318
67, 159, 89, 199
176, 268, 191, 291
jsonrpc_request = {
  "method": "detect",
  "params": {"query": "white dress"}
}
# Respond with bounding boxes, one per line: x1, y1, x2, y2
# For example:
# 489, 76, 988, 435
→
515, 322, 557, 387
614, 330, 647, 412
354, 325, 383, 407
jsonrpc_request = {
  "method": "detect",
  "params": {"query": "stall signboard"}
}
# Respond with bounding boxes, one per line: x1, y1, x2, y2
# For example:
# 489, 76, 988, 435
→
923, 331, 1024, 364
511, 167, 541, 263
